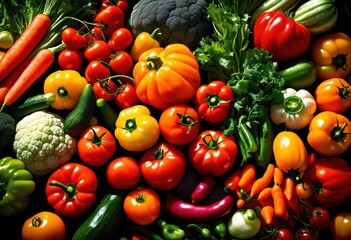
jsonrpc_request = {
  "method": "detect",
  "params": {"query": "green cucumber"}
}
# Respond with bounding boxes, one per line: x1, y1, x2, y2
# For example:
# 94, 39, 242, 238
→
277, 59, 316, 89
72, 193, 124, 240
251, 0, 300, 24
293, 0, 338, 34
63, 84, 95, 137
96, 98, 118, 134
9, 92, 55, 122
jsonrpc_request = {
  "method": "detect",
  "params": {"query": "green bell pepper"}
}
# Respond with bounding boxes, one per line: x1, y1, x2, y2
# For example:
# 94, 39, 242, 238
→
0, 157, 35, 216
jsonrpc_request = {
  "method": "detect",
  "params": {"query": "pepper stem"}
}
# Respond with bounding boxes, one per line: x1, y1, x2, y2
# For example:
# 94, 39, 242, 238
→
49, 181, 77, 199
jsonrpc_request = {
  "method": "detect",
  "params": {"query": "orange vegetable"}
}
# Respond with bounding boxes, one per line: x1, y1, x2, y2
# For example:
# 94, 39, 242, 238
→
283, 177, 295, 201
273, 167, 284, 186
238, 164, 256, 189
250, 164, 275, 198
272, 184, 288, 219
0, 14, 51, 82
224, 168, 242, 193
257, 187, 272, 202
260, 205, 275, 225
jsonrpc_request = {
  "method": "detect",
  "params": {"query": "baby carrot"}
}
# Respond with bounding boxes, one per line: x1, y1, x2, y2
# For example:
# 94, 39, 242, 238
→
272, 184, 288, 219
260, 205, 275, 225
257, 187, 272, 202
250, 164, 275, 197
283, 177, 295, 201
0, 14, 51, 82
273, 167, 284, 186
238, 164, 256, 189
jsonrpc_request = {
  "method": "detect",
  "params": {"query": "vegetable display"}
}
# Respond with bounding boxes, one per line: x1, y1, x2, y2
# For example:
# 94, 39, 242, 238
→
0, 0, 351, 239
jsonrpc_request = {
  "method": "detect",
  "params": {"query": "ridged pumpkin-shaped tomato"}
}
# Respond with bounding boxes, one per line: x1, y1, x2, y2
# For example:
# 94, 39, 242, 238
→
132, 43, 201, 110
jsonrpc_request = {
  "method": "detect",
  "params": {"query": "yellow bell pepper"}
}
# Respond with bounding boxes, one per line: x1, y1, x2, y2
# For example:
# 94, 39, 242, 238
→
311, 32, 351, 80
43, 70, 87, 110
114, 105, 160, 152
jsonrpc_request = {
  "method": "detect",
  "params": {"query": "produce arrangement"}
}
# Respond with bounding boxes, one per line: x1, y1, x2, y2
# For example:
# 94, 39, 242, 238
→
1, 0, 351, 239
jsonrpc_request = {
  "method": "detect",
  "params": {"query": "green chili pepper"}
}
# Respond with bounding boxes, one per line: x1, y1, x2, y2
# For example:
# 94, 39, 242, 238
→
187, 223, 218, 240
0, 156, 35, 216
156, 217, 185, 240
212, 219, 227, 239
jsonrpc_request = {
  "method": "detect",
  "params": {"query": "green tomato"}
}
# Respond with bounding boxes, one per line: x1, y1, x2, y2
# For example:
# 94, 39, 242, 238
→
0, 31, 14, 49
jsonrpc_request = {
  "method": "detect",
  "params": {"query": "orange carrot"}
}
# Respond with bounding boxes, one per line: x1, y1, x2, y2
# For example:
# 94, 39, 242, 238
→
250, 164, 275, 197
283, 177, 295, 201
224, 168, 242, 193
273, 167, 284, 186
1, 44, 64, 110
0, 14, 51, 82
237, 198, 245, 208
257, 187, 272, 202
260, 205, 275, 225
238, 164, 256, 189
272, 184, 288, 219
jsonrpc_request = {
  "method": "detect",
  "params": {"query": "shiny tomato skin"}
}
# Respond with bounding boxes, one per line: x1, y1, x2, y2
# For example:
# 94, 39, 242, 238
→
93, 5, 125, 38
294, 228, 318, 240
273, 228, 294, 240
85, 60, 111, 84
108, 27, 133, 52
106, 156, 141, 190
61, 27, 86, 50
159, 104, 201, 146
140, 142, 187, 190
93, 80, 118, 102
330, 212, 351, 240
123, 188, 161, 225
77, 126, 117, 166
83, 40, 111, 63
295, 182, 313, 200
309, 207, 331, 230
109, 51, 133, 75
100, 0, 129, 14
115, 83, 139, 109
57, 48, 83, 71
22, 211, 66, 240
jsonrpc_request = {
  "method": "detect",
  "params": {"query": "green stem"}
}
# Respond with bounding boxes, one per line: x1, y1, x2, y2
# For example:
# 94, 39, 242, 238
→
187, 223, 217, 240
156, 218, 185, 240
49, 181, 77, 199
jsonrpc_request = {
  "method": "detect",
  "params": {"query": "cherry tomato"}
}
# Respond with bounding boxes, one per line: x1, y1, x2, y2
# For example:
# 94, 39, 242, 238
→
158, 104, 201, 146
100, 0, 129, 15
123, 187, 161, 225
93, 80, 118, 101
295, 182, 312, 200
109, 51, 133, 75
106, 156, 141, 190
88, 26, 106, 41
93, 5, 125, 38
309, 207, 331, 230
108, 27, 133, 52
294, 228, 318, 240
330, 212, 351, 240
85, 60, 111, 84
77, 126, 117, 166
115, 83, 139, 109
22, 211, 66, 240
57, 48, 83, 71
140, 142, 187, 190
273, 228, 294, 240
83, 40, 111, 63
61, 27, 86, 50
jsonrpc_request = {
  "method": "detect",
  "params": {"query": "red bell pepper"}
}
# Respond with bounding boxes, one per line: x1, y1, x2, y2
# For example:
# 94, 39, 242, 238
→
195, 80, 234, 124
45, 163, 98, 217
302, 157, 351, 207
253, 10, 311, 63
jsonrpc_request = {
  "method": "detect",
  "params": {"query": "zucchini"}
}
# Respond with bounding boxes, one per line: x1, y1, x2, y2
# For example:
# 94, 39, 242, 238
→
251, 0, 300, 24
293, 0, 338, 34
96, 98, 118, 134
63, 84, 95, 137
72, 193, 124, 240
9, 92, 55, 122
277, 59, 316, 89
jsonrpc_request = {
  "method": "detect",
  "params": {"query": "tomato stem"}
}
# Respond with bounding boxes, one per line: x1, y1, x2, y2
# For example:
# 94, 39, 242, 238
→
331, 120, 349, 142
175, 110, 201, 134
32, 217, 42, 227
88, 128, 107, 146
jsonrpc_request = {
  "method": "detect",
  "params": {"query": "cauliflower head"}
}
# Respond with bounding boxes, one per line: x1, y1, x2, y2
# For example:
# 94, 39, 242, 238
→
13, 111, 77, 176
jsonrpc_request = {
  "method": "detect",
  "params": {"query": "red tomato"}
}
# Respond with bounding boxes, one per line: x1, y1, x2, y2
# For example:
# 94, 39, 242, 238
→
115, 83, 139, 109
309, 207, 331, 230
85, 60, 111, 84
195, 80, 234, 124
88, 26, 106, 41
123, 188, 161, 225
83, 40, 111, 63
139, 142, 187, 191
188, 130, 238, 176
295, 182, 312, 200
93, 5, 125, 38
273, 228, 294, 240
100, 0, 129, 15
294, 228, 318, 240
93, 80, 118, 101
22, 211, 66, 240
108, 27, 133, 52
57, 48, 83, 71
106, 156, 141, 190
77, 126, 117, 166
61, 27, 86, 50
158, 104, 201, 146
109, 51, 133, 75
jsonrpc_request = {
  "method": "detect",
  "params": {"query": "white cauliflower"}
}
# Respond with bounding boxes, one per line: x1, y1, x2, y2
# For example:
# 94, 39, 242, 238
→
13, 111, 77, 176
